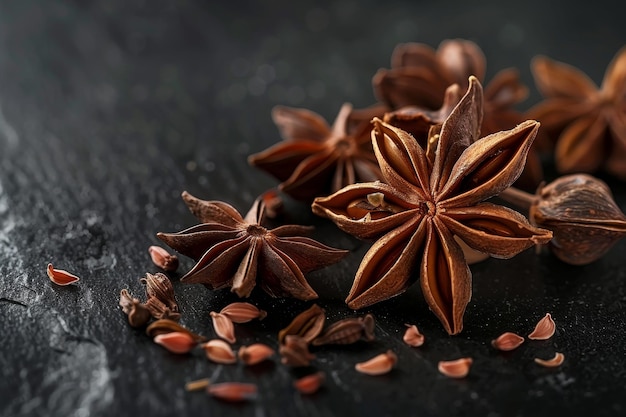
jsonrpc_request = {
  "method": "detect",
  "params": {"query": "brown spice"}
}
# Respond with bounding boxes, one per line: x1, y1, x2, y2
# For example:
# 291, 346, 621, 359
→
144, 296, 181, 322
145, 319, 206, 343
528, 313, 556, 340
219, 302, 267, 323
148, 245, 179, 272
119, 289, 151, 328
153, 331, 197, 354
491, 332, 525, 351
294, 372, 325, 395
279, 335, 315, 367
534, 352, 565, 367
312, 314, 375, 346
210, 311, 236, 343
184, 378, 211, 392
141, 272, 179, 313
202, 339, 237, 364
438, 357, 473, 378
278, 304, 326, 344
46, 263, 80, 286
207, 382, 258, 402
402, 324, 425, 347
238, 343, 275, 365
354, 350, 397, 376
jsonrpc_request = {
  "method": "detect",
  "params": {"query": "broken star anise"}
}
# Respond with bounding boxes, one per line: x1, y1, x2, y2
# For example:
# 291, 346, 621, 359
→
247, 103, 383, 201
312, 77, 552, 335
528, 47, 626, 179
157, 192, 348, 300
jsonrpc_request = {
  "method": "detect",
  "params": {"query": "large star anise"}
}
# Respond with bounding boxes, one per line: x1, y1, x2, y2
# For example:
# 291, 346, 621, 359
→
157, 192, 348, 300
373, 39, 542, 189
247, 103, 383, 201
312, 77, 552, 334
528, 47, 626, 178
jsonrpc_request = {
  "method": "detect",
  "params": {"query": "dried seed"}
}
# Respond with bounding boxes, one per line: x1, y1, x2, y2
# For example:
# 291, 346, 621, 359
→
46, 263, 80, 286
153, 331, 197, 354
185, 378, 211, 392
210, 311, 236, 343
402, 324, 425, 347
238, 343, 275, 365
145, 319, 206, 343
534, 352, 565, 367
491, 332, 524, 351
145, 296, 181, 321
119, 289, 151, 328
148, 245, 179, 272
219, 302, 267, 323
279, 335, 315, 367
355, 350, 397, 376
312, 314, 375, 346
278, 304, 325, 344
141, 272, 179, 312
294, 372, 325, 395
207, 382, 258, 402
438, 358, 473, 378
202, 339, 237, 364
528, 313, 556, 340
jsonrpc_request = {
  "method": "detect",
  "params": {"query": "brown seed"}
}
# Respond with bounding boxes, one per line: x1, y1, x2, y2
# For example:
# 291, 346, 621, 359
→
438, 357, 473, 378
279, 335, 315, 367
145, 319, 206, 343
185, 378, 211, 392
148, 245, 179, 272
238, 343, 275, 365
294, 372, 325, 395
141, 272, 179, 312
491, 332, 525, 351
144, 296, 181, 322
402, 324, 425, 347
207, 382, 258, 402
202, 339, 237, 364
119, 289, 151, 328
219, 302, 267, 323
153, 331, 197, 354
528, 313, 556, 340
46, 263, 80, 286
279, 304, 326, 345
355, 350, 397, 376
312, 314, 376, 346
534, 352, 565, 367
210, 311, 236, 343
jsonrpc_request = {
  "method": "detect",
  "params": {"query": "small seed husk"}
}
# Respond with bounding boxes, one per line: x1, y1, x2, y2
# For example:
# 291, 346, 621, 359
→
144, 296, 181, 321
185, 378, 211, 392
210, 311, 236, 343
202, 339, 237, 364
294, 372, 325, 395
238, 343, 275, 365
119, 289, 152, 328
207, 382, 258, 402
312, 314, 375, 346
220, 302, 267, 323
438, 357, 473, 378
153, 331, 197, 354
280, 335, 315, 367
148, 246, 179, 272
46, 263, 80, 286
279, 304, 325, 345
146, 319, 206, 343
528, 313, 556, 340
402, 324, 425, 347
534, 352, 565, 367
491, 332, 524, 351
354, 350, 397, 376
141, 272, 179, 312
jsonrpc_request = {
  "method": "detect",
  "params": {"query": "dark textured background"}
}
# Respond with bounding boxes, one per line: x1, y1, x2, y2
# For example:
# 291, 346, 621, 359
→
1, 1, 625, 416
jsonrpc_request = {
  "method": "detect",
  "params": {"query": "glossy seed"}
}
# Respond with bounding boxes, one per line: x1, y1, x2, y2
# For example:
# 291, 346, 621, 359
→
354, 350, 397, 376
144, 296, 181, 321
219, 302, 267, 323
153, 331, 197, 354
185, 378, 211, 392
279, 335, 315, 367
294, 372, 325, 395
238, 343, 275, 365
278, 304, 325, 344
202, 339, 237, 364
210, 311, 236, 343
528, 313, 556, 340
46, 263, 80, 286
438, 357, 473, 378
491, 332, 524, 351
207, 382, 258, 402
403, 324, 425, 347
145, 319, 206, 343
312, 314, 375, 346
534, 352, 565, 367
141, 272, 178, 312
148, 245, 179, 272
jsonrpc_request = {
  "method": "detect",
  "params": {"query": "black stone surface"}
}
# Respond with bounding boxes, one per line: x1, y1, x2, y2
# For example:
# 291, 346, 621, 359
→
1, 1, 625, 416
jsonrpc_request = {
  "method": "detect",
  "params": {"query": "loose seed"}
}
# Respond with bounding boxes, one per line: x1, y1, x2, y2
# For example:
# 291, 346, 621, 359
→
402, 324, 425, 347
210, 312, 236, 343
279, 304, 325, 344
185, 378, 211, 392
153, 331, 197, 354
534, 352, 565, 367
202, 339, 237, 364
141, 272, 178, 312
119, 289, 151, 328
148, 246, 179, 272
354, 350, 397, 376
528, 313, 556, 340
279, 335, 315, 367
144, 296, 181, 322
238, 343, 275, 365
438, 358, 473, 378
46, 263, 80, 286
207, 382, 258, 402
146, 319, 206, 343
491, 332, 524, 351
219, 302, 267, 323
294, 372, 325, 395
312, 314, 375, 346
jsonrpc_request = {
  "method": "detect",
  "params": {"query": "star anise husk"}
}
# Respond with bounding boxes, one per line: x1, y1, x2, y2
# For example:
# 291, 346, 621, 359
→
528, 47, 626, 179
247, 103, 384, 201
156, 192, 348, 300
312, 77, 552, 335
373, 39, 542, 190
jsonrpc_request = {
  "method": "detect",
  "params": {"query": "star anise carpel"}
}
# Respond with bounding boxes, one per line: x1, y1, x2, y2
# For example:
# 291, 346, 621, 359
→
157, 191, 348, 301
312, 77, 552, 335
528, 47, 626, 178
247, 103, 383, 201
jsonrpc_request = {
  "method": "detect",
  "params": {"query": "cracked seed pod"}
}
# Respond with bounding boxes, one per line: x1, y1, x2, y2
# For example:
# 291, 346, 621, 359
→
530, 174, 626, 265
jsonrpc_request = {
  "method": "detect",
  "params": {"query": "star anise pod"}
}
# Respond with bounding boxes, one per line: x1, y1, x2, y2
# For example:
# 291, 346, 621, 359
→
247, 103, 383, 201
528, 47, 626, 178
156, 192, 348, 300
373, 39, 542, 189
312, 77, 552, 334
